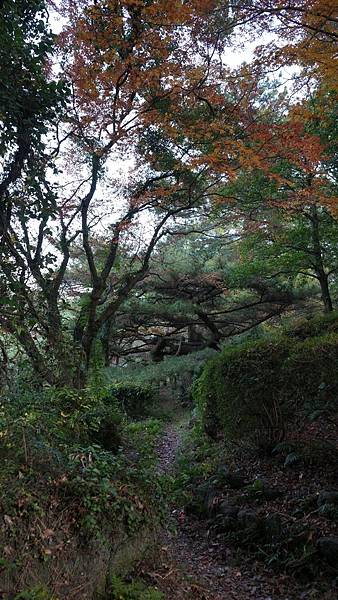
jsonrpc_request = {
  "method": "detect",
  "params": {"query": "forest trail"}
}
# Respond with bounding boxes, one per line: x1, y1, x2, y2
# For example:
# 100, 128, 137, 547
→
138, 418, 300, 600
156, 423, 182, 475
145, 417, 230, 599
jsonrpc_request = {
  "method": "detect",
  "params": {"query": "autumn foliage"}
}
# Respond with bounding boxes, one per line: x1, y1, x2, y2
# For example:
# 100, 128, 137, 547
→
0, 0, 336, 387
59, 1, 227, 150
235, 0, 338, 91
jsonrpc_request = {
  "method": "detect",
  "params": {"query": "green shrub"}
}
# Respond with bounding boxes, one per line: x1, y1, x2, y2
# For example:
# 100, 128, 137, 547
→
0, 385, 124, 460
0, 385, 165, 541
193, 337, 291, 451
124, 419, 163, 470
281, 332, 338, 417
106, 348, 215, 405
285, 311, 338, 340
194, 330, 338, 451
105, 383, 156, 418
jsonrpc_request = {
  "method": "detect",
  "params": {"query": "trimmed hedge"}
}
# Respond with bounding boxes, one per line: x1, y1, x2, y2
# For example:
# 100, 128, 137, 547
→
106, 382, 155, 418
194, 318, 338, 451
283, 332, 338, 417
193, 337, 292, 450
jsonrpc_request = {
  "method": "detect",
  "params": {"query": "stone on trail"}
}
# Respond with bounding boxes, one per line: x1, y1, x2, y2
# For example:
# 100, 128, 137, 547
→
318, 536, 338, 567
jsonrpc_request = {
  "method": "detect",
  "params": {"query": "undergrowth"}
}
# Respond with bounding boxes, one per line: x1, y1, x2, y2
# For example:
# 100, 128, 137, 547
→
169, 425, 221, 506
0, 381, 167, 596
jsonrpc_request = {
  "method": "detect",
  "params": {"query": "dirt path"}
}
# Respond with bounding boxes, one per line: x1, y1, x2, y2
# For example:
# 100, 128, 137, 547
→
139, 421, 314, 600
154, 422, 232, 597
156, 424, 182, 475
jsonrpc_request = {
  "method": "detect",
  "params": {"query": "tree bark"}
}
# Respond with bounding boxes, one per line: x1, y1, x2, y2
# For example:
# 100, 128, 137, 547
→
317, 271, 333, 313
310, 205, 333, 313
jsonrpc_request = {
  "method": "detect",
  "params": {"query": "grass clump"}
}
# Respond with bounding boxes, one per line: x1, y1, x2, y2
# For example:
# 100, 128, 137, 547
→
110, 575, 164, 599
14, 586, 56, 600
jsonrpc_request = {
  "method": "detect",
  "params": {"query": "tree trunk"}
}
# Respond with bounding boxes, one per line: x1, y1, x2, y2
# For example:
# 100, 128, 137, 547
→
318, 271, 333, 313
101, 319, 112, 367
16, 330, 56, 386
310, 206, 333, 313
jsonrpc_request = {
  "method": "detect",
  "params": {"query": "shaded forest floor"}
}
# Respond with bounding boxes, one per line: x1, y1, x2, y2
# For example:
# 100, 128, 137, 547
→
134, 414, 338, 600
